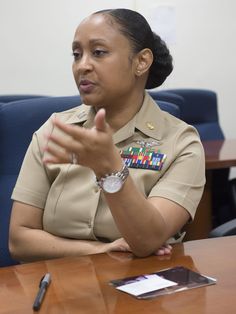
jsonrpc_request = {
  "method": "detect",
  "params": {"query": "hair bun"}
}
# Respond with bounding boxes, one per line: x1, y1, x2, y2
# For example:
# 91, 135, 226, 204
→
146, 33, 173, 89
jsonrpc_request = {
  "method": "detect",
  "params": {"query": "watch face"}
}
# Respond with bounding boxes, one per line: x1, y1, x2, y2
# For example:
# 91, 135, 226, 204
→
102, 175, 123, 193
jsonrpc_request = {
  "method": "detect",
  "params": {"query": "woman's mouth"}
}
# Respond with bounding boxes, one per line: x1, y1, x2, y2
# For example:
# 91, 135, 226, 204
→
79, 79, 95, 93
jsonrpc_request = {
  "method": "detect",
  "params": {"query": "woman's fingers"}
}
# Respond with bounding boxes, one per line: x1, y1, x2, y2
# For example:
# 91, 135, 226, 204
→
108, 238, 131, 252
155, 244, 172, 256
94, 108, 107, 132
44, 131, 78, 153
43, 111, 116, 170
43, 139, 71, 164
51, 116, 80, 138
43, 117, 82, 164
108, 239, 172, 256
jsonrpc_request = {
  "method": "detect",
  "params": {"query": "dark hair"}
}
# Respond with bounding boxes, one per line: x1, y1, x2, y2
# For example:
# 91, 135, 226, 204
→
94, 8, 173, 89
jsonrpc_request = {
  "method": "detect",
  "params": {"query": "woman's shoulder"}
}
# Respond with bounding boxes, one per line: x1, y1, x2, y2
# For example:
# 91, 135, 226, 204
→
36, 104, 89, 132
141, 93, 200, 142
54, 104, 89, 124
160, 110, 202, 150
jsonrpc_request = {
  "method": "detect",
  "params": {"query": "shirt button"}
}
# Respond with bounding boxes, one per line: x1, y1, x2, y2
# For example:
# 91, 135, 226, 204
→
94, 186, 100, 193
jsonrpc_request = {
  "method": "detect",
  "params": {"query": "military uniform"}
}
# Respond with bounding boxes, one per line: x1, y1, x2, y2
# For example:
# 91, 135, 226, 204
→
12, 92, 205, 243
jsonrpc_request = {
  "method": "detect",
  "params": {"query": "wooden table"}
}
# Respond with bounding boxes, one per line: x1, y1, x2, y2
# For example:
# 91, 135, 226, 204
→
0, 236, 235, 314
203, 139, 236, 169
184, 139, 236, 240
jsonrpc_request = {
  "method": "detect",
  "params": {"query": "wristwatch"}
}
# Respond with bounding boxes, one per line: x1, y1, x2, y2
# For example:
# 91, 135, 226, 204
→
96, 164, 129, 193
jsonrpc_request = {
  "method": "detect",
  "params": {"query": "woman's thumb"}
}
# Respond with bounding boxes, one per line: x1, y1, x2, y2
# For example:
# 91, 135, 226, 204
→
94, 108, 107, 132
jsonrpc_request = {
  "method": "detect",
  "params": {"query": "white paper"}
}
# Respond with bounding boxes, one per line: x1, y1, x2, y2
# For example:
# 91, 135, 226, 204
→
116, 274, 177, 296
147, 5, 176, 45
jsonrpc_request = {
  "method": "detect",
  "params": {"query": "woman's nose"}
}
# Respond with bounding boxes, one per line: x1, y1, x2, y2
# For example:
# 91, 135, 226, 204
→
75, 54, 93, 73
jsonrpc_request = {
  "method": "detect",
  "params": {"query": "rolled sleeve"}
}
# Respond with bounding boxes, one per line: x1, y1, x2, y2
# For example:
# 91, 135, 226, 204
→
149, 128, 206, 220
11, 123, 52, 209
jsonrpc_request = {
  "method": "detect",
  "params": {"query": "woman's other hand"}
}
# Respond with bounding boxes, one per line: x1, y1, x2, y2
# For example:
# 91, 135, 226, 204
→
154, 243, 172, 256
108, 238, 172, 256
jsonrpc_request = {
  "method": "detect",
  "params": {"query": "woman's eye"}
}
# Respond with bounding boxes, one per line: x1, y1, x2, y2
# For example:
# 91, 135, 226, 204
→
93, 49, 107, 57
72, 51, 81, 60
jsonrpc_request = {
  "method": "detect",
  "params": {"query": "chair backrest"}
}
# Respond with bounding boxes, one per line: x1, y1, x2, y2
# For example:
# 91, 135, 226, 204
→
162, 89, 224, 141
148, 90, 185, 109
155, 100, 180, 118
0, 94, 49, 103
209, 218, 236, 237
163, 89, 235, 231
0, 96, 81, 267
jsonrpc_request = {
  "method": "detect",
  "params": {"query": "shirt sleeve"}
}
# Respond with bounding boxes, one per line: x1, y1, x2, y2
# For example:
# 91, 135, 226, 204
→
11, 118, 53, 209
149, 126, 206, 220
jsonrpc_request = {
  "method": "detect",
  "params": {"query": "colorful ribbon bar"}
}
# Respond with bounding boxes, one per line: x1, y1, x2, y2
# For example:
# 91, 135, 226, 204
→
121, 147, 166, 171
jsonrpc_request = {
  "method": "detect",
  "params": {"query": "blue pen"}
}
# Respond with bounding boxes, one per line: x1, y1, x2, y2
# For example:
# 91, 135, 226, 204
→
33, 273, 51, 311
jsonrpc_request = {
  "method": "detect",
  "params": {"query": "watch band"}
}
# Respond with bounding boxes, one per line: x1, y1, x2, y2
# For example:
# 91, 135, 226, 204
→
96, 163, 129, 193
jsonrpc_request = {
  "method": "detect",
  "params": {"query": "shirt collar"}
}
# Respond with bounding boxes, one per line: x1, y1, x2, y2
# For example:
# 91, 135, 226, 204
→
65, 104, 96, 128
113, 91, 165, 144
65, 91, 165, 144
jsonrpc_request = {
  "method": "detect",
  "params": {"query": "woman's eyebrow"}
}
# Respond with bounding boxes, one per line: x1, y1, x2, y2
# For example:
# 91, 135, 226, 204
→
89, 38, 107, 44
72, 38, 107, 49
72, 41, 80, 50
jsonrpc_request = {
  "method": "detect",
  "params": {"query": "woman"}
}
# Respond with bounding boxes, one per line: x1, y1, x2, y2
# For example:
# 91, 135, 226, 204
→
9, 8, 205, 262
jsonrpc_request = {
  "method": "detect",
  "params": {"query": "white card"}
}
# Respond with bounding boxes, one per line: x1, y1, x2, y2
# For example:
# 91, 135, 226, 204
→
116, 274, 177, 296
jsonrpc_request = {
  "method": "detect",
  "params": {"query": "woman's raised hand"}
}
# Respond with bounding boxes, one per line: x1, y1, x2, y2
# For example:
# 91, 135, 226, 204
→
43, 108, 121, 175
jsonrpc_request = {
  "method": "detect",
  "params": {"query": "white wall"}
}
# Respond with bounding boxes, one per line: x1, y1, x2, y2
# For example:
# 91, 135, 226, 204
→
137, 0, 236, 141
1, 0, 236, 141
0, 0, 134, 96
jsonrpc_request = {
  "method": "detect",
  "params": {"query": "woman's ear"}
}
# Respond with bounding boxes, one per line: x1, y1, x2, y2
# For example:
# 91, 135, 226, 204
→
135, 48, 153, 76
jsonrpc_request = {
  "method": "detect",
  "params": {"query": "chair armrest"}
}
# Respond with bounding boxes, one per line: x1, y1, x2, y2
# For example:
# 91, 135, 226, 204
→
209, 218, 236, 237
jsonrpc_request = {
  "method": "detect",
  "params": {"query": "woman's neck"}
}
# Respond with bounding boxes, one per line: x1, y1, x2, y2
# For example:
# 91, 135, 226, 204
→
100, 91, 145, 132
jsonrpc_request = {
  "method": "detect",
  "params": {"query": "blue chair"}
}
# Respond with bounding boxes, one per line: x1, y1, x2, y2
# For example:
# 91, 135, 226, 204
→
0, 96, 81, 267
163, 88, 235, 230
162, 89, 224, 141
209, 218, 236, 237
0, 95, 179, 267
0, 94, 49, 103
155, 100, 180, 118
148, 90, 185, 113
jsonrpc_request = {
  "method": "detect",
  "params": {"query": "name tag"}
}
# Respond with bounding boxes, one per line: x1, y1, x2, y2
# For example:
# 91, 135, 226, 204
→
121, 147, 166, 171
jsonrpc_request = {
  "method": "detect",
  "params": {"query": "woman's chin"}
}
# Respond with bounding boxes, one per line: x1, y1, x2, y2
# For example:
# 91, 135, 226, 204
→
80, 95, 104, 108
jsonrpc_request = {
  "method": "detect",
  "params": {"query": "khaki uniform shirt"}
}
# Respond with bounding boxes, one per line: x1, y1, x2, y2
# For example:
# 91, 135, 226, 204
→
12, 93, 205, 243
